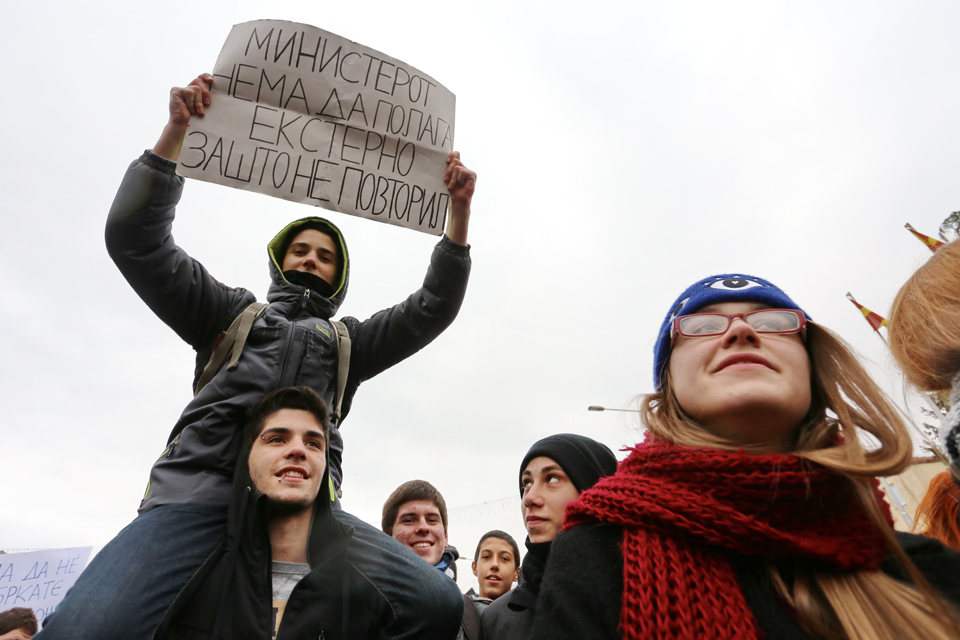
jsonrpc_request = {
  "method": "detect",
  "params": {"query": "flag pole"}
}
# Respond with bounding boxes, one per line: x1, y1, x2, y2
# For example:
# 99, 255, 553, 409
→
846, 292, 945, 438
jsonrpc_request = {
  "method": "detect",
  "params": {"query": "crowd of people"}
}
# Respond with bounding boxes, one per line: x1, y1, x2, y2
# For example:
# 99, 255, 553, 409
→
7, 70, 960, 639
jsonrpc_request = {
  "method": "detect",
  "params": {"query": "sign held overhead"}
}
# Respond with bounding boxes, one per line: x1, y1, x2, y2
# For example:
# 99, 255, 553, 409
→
179, 20, 457, 235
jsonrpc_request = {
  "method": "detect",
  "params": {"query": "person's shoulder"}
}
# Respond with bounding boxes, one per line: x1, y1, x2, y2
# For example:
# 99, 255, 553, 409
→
480, 590, 535, 640
894, 531, 960, 605
551, 522, 622, 563
482, 591, 510, 619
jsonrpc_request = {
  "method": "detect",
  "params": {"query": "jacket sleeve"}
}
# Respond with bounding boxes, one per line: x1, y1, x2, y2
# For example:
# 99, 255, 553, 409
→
105, 151, 253, 350
344, 234, 471, 385
533, 524, 622, 640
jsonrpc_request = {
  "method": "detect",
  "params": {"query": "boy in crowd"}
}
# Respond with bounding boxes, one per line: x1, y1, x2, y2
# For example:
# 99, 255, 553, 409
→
480, 434, 617, 640
468, 530, 521, 613
0, 608, 37, 640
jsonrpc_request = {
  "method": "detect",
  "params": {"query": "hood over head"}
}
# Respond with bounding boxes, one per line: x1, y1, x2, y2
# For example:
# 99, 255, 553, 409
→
267, 217, 350, 319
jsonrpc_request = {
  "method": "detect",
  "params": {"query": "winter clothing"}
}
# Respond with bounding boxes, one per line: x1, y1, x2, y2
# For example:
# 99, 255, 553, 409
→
458, 592, 481, 640
481, 435, 616, 640
533, 439, 960, 640
518, 434, 619, 497
466, 588, 492, 614
478, 538, 549, 640
653, 274, 807, 389
157, 434, 464, 640
535, 525, 960, 640
105, 151, 471, 511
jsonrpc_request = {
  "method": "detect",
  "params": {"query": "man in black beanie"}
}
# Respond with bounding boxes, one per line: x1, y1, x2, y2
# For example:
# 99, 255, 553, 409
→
479, 434, 617, 640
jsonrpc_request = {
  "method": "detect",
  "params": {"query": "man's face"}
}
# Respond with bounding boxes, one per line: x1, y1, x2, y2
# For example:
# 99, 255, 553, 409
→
0, 629, 34, 640
391, 499, 447, 565
282, 228, 339, 286
247, 409, 326, 510
472, 537, 519, 600
521, 456, 580, 543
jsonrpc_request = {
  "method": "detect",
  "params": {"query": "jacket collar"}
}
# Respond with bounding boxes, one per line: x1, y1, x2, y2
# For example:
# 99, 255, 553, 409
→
507, 536, 552, 610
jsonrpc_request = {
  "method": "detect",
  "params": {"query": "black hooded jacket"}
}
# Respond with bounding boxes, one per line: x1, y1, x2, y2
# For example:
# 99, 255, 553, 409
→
156, 441, 464, 639
478, 537, 550, 640
106, 151, 471, 512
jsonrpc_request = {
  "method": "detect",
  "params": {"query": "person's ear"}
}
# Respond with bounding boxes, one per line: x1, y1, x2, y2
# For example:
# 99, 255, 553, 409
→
512, 567, 519, 583
472, 561, 478, 577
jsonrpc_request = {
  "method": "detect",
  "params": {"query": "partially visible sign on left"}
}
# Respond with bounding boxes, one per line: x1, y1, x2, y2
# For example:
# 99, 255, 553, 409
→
0, 547, 92, 622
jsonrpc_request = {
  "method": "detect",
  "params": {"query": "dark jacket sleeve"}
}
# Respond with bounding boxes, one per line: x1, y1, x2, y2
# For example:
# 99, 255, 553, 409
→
343, 235, 470, 387
105, 151, 254, 351
889, 531, 960, 606
534, 524, 622, 640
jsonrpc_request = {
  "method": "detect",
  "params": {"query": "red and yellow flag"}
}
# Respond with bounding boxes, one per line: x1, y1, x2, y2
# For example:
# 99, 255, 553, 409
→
846, 293, 888, 332
905, 223, 945, 252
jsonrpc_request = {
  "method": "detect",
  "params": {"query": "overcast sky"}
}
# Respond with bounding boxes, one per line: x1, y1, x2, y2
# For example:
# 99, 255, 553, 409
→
3, 1, 959, 592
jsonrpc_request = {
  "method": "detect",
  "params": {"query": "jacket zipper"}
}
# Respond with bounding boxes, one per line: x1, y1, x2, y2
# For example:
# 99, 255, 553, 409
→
276, 289, 309, 387
298, 288, 311, 312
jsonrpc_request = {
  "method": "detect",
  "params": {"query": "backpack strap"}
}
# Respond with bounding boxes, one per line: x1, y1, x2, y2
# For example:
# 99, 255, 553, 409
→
194, 302, 269, 396
329, 320, 351, 425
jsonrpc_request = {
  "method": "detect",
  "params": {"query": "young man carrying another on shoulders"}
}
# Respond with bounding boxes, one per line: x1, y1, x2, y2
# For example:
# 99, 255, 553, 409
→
383, 481, 480, 640
39, 73, 475, 640
157, 387, 462, 640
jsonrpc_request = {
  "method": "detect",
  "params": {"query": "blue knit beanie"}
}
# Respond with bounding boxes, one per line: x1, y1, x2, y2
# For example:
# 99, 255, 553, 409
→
652, 274, 809, 390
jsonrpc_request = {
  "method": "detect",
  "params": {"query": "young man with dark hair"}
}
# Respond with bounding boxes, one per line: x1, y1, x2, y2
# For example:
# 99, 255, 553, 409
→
0, 608, 38, 640
480, 434, 617, 640
469, 530, 520, 612
156, 387, 462, 639
383, 480, 482, 640
39, 73, 476, 640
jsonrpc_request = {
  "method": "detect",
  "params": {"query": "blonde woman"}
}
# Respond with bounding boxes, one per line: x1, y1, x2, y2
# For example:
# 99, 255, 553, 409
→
535, 275, 960, 640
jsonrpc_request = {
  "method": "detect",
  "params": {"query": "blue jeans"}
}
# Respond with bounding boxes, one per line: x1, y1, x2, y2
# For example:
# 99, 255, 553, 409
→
36, 503, 227, 640
37, 503, 462, 640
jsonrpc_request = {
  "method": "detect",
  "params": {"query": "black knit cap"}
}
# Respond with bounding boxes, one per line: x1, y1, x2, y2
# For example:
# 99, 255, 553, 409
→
518, 434, 618, 498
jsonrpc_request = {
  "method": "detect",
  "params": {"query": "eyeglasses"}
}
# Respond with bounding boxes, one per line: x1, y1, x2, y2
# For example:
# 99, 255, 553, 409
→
671, 309, 806, 344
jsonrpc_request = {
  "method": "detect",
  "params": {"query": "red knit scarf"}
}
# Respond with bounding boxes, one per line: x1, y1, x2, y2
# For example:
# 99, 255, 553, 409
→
564, 438, 894, 640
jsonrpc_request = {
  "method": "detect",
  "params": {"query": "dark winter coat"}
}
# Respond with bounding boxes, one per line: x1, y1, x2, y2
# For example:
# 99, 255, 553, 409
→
533, 523, 960, 639
106, 151, 471, 512
478, 538, 549, 640
156, 450, 464, 640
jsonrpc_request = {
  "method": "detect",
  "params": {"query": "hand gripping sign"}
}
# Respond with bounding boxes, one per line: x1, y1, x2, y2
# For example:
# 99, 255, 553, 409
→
178, 20, 456, 235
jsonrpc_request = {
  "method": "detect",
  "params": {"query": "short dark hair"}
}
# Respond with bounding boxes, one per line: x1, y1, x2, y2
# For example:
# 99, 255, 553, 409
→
242, 387, 330, 459
0, 607, 38, 636
381, 480, 448, 536
473, 530, 521, 564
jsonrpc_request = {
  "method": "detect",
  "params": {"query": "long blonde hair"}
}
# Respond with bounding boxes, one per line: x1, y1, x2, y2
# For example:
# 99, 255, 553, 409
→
643, 322, 959, 639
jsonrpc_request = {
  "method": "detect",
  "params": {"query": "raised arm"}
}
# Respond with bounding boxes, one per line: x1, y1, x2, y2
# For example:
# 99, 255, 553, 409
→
336, 154, 476, 415
443, 151, 476, 246
153, 73, 213, 162
106, 74, 252, 351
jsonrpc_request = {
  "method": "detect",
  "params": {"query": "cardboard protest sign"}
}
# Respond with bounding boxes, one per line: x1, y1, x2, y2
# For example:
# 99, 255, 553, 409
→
0, 547, 91, 622
179, 20, 456, 235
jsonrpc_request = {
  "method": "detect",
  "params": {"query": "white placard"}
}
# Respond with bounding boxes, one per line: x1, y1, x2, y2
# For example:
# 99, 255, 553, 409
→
179, 20, 456, 235
0, 547, 92, 622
